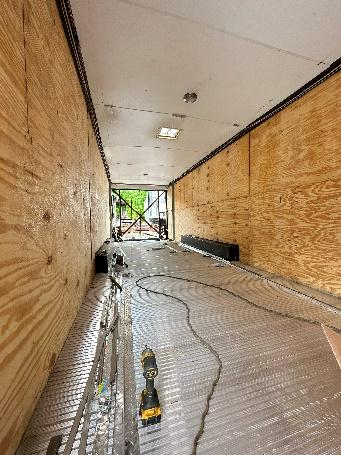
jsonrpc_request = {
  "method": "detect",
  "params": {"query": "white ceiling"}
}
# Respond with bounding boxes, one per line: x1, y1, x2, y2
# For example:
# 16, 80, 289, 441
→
71, 0, 341, 185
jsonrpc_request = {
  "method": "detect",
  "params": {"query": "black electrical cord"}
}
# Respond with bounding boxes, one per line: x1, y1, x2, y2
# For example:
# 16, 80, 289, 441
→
139, 272, 341, 335
230, 262, 341, 315
185, 245, 337, 303
171, 245, 341, 334
134, 276, 222, 455
133, 270, 341, 452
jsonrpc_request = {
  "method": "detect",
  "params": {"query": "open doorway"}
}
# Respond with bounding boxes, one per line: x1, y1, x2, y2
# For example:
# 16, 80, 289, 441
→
112, 189, 167, 240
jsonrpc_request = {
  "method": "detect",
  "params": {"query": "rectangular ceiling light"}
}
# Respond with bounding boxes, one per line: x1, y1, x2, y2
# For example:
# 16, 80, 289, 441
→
156, 127, 182, 140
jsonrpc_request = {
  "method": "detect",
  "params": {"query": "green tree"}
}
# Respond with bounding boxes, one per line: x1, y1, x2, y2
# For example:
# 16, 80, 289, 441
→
114, 190, 147, 220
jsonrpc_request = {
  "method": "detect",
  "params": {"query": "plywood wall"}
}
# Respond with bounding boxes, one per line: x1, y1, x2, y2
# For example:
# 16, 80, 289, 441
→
167, 185, 174, 240
249, 71, 341, 295
0, 1, 110, 454
173, 134, 251, 263
89, 127, 111, 259
173, 71, 341, 296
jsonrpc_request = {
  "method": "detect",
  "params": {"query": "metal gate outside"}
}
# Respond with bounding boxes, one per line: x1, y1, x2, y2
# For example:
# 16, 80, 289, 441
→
112, 189, 168, 241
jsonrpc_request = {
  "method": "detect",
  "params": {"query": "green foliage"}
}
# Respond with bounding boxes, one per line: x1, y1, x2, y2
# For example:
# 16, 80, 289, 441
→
114, 190, 147, 219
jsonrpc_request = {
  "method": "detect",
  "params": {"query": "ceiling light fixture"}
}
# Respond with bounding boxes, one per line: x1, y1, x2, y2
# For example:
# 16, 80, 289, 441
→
183, 92, 197, 103
156, 127, 182, 140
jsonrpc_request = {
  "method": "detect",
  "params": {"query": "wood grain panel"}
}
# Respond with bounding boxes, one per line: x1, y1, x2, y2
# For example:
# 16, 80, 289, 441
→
167, 185, 174, 240
174, 136, 250, 262
250, 71, 341, 194
0, 0, 26, 134
183, 171, 193, 207
89, 127, 110, 259
250, 178, 341, 294
0, 1, 109, 454
173, 72, 340, 295
192, 163, 210, 206
215, 197, 250, 261
250, 71, 341, 295
175, 178, 184, 209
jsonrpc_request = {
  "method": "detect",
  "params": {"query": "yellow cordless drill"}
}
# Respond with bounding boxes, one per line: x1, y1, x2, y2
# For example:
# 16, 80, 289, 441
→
139, 347, 161, 426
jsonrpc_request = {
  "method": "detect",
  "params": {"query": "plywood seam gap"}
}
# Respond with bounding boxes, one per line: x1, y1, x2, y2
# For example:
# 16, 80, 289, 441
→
250, 175, 340, 195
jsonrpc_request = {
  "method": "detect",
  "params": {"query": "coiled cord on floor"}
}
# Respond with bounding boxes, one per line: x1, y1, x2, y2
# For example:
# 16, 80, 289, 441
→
175, 243, 341, 317
133, 270, 341, 454
138, 273, 341, 334
134, 275, 222, 455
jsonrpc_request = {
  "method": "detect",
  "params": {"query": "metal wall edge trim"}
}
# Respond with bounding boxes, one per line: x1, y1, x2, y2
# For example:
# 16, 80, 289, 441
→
55, 0, 111, 181
170, 57, 341, 185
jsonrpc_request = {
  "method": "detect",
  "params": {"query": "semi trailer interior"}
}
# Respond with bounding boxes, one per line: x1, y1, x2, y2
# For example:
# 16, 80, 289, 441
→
0, 1, 341, 454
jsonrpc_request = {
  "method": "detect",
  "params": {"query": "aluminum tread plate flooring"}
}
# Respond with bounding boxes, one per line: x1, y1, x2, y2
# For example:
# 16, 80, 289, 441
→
17, 275, 111, 455
123, 241, 341, 455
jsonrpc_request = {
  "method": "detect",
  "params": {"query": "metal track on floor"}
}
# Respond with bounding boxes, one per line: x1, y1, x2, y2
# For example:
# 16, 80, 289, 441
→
17, 268, 139, 455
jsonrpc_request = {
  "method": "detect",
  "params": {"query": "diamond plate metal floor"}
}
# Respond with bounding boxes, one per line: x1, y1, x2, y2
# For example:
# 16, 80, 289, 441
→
123, 240, 341, 455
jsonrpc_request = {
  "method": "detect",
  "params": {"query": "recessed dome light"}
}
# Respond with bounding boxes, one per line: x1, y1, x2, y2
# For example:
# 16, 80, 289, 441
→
183, 92, 197, 103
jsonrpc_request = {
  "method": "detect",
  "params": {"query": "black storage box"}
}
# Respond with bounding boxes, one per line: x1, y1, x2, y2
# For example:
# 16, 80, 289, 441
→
181, 235, 239, 261
95, 239, 111, 273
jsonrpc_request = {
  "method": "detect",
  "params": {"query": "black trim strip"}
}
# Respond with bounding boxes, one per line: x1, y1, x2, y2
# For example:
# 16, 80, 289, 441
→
56, 0, 110, 181
171, 57, 341, 185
